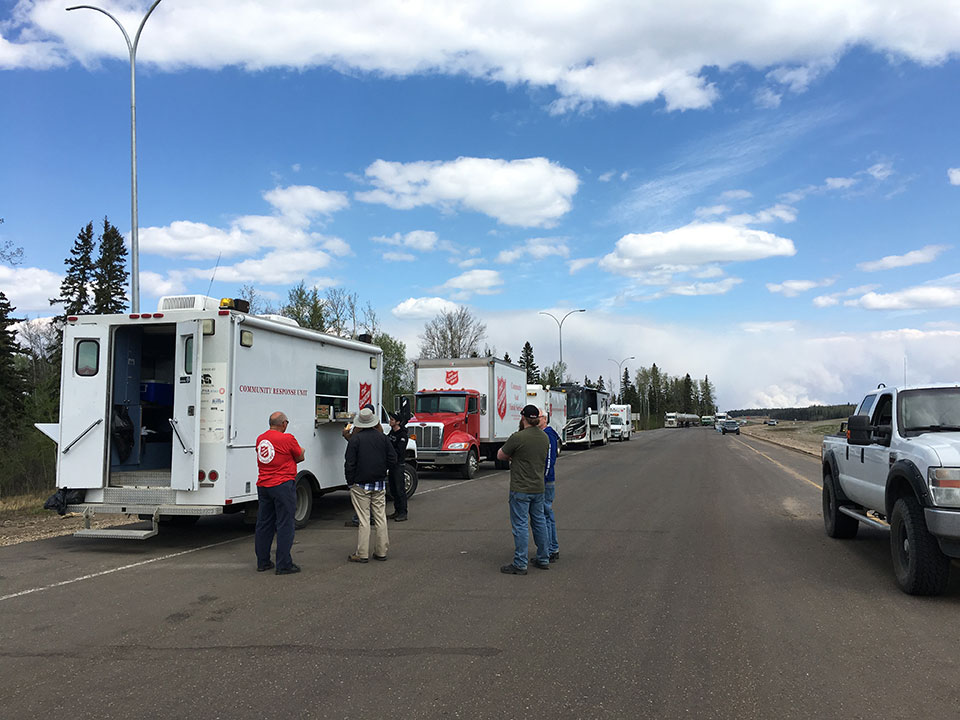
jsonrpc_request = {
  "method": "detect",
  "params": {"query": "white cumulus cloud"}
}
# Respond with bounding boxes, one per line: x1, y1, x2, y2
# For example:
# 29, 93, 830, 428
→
496, 238, 570, 263
857, 244, 949, 271
391, 296, 459, 319
949, 168, 960, 185
440, 269, 504, 298
599, 222, 796, 278
356, 157, 579, 228
262, 185, 349, 224
0, 265, 64, 314
848, 286, 960, 310
767, 278, 835, 297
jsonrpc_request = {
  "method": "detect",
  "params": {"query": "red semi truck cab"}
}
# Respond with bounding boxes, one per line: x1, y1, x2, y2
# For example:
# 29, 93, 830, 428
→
410, 389, 484, 478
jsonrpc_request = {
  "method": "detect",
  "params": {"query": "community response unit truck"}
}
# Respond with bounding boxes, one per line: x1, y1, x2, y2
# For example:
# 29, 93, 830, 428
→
525, 384, 568, 438
37, 295, 389, 539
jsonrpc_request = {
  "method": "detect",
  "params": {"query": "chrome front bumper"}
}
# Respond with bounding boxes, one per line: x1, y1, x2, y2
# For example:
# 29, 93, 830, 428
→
416, 450, 469, 465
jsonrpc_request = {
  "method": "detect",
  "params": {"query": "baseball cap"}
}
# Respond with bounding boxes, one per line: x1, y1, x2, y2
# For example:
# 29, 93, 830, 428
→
521, 404, 541, 420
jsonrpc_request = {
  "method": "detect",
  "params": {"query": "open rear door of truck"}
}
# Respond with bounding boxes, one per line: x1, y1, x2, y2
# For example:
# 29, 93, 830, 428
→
59, 323, 111, 489
170, 319, 203, 491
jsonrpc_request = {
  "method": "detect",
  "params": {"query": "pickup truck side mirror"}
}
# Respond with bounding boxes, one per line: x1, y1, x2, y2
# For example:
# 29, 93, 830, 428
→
873, 424, 893, 447
846, 415, 872, 446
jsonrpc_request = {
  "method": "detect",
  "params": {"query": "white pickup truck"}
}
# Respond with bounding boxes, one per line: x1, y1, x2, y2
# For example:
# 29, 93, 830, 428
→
821, 383, 960, 595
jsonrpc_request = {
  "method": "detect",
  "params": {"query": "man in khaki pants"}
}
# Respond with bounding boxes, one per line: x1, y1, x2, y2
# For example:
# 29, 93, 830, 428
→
344, 406, 396, 562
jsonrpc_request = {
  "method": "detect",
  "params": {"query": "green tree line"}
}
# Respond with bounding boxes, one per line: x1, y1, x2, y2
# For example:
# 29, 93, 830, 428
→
728, 405, 856, 422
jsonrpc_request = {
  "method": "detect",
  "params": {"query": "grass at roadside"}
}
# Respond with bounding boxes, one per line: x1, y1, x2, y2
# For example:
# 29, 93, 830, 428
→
0, 492, 49, 518
740, 418, 846, 455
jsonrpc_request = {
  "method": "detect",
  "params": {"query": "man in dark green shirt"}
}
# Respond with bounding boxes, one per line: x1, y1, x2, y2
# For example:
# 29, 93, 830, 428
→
497, 405, 550, 574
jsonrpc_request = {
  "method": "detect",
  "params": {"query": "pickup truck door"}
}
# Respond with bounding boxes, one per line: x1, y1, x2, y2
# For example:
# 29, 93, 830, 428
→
844, 392, 893, 510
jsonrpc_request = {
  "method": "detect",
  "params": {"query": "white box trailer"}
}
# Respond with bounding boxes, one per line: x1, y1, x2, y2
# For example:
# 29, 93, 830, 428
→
609, 404, 632, 441
410, 357, 526, 477
525, 384, 568, 437
37, 295, 384, 539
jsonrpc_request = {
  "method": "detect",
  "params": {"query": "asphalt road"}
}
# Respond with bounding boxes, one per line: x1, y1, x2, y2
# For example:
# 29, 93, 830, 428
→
3, 428, 960, 719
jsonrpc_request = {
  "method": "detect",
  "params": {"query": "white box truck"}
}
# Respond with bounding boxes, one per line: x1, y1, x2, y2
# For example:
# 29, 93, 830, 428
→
526, 384, 568, 438
36, 295, 392, 539
410, 357, 526, 478
609, 403, 632, 441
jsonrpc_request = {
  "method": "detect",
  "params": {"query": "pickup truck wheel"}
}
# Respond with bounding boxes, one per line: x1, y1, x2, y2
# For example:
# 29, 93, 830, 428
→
822, 472, 858, 539
294, 475, 314, 529
890, 495, 950, 596
403, 462, 419, 499
461, 450, 479, 479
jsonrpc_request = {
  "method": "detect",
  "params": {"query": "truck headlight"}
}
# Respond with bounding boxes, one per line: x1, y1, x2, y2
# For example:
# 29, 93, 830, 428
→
447, 442, 468, 450
928, 467, 960, 507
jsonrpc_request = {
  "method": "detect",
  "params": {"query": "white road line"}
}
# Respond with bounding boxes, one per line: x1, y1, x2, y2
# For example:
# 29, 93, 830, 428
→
0, 536, 246, 603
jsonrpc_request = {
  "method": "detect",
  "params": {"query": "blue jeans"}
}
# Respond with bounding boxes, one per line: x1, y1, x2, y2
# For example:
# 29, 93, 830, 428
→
509, 491, 549, 569
255, 480, 296, 569
543, 483, 558, 555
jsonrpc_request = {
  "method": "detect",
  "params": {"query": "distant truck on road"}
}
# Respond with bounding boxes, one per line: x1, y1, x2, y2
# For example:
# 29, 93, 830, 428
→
609, 404, 632, 441
821, 383, 960, 595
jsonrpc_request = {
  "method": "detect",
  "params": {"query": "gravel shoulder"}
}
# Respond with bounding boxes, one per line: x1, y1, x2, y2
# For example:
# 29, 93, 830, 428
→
0, 497, 138, 547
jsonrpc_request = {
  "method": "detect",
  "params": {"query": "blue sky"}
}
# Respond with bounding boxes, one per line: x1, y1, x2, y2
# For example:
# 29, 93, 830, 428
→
2, 0, 959, 409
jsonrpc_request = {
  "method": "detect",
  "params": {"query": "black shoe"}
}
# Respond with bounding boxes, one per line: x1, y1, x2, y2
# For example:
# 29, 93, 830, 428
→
275, 563, 301, 575
386, 512, 397, 519
373, 554, 387, 561
344, 519, 359, 527
393, 514, 408, 522
257, 561, 275, 572
549, 552, 560, 562
530, 560, 550, 570
500, 563, 527, 575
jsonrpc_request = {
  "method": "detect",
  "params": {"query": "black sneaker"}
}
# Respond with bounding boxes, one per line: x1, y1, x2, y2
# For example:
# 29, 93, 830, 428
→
386, 512, 397, 519
275, 563, 301, 575
530, 560, 550, 570
393, 514, 408, 522
373, 554, 387, 561
257, 561, 275, 572
549, 552, 560, 562
344, 519, 359, 527
500, 563, 527, 575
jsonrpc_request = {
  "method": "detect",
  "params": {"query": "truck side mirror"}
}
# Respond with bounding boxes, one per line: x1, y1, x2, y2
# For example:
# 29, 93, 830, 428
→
479, 394, 487, 415
846, 415, 872, 446
873, 424, 893, 447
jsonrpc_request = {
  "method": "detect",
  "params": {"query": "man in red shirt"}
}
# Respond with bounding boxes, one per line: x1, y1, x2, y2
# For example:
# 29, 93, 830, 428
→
255, 411, 305, 574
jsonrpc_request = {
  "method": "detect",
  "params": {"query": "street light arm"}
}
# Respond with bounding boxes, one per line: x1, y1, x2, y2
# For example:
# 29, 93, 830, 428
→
66, 5, 134, 53
133, 0, 164, 53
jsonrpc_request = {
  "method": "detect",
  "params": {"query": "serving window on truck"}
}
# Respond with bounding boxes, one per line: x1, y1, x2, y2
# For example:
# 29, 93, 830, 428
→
316, 365, 349, 419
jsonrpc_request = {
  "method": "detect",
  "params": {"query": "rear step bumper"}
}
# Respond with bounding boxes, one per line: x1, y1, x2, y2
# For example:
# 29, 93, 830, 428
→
67, 504, 223, 540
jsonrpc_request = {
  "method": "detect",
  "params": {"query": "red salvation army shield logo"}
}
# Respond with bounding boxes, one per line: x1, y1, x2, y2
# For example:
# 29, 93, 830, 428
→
497, 377, 507, 420
445, 370, 459, 385
359, 382, 372, 409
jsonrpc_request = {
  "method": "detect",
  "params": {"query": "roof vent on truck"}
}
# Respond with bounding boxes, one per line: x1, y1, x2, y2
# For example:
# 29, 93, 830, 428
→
157, 295, 222, 312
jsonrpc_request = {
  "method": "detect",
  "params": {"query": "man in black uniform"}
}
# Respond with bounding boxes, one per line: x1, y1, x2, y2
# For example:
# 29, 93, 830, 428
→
386, 412, 409, 522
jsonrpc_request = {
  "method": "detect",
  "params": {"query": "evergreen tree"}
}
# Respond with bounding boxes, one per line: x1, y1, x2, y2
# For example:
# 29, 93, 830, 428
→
503, 351, 512, 363
597, 375, 605, 392
51, 221, 96, 318
519, 341, 539, 384
92, 216, 129, 314
681, 373, 694, 413
542, 361, 564, 387
282, 280, 326, 330
0, 292, 27, 448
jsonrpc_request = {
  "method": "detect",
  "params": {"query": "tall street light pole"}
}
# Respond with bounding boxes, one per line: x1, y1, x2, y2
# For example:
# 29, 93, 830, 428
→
539, 309, 585, 383
67, 0, 164, 314
609, 355, 635, 401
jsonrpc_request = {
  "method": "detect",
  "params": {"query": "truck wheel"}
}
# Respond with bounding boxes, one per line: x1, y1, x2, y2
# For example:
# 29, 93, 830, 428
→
294, 475, 314, 529
403, 462, 419, 499
822, 471, 858, 539
461, 450, 479, 479
890, 495, 950, 595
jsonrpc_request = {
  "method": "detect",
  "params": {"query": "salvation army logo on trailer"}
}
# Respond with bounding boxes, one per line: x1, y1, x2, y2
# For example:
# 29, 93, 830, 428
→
497, 377, 507, 420
359, 382, 372, 409
445, 370, 459, 385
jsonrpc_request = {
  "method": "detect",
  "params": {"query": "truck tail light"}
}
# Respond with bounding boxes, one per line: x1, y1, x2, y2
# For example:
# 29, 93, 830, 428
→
208, 470, 219, 481
198, 470, 206, 481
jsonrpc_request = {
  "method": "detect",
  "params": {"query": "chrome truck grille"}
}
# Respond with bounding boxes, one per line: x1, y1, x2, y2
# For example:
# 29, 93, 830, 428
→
416, 425, 443, 450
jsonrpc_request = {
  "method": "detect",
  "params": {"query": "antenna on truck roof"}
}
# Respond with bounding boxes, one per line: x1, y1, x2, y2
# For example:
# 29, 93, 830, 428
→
205, 251, 222, 298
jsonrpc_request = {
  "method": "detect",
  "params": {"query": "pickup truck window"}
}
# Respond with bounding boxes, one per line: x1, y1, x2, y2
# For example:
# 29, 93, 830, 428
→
898, 388, 960, 435
871, 394, 894, 426
855, 394, 877, 417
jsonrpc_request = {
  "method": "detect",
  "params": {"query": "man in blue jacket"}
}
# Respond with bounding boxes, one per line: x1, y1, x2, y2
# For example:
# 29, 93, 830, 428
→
539, 412, 561, 562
